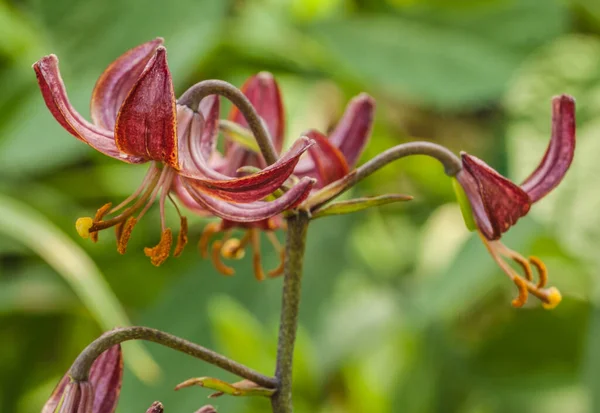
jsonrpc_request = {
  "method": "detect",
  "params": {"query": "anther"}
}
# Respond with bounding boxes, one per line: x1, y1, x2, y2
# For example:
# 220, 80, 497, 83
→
174, 216, 188, 258
253, 252, 266, 281
268, 249, 285, 278
529, 256, 548, 288
144, 228, 173, 266
511, 255, 533, 282
90, 202, 112, 242
211, 241, 235, 276
117, 217, 137, 255
75, 217, 94, 239
511, 277, 528, 308
221, 239, 246, 260
199, 222, 222, 258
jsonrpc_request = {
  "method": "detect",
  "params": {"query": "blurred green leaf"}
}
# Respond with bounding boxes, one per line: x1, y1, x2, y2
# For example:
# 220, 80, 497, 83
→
0, 193, 158, 381
309, 0, 566, 108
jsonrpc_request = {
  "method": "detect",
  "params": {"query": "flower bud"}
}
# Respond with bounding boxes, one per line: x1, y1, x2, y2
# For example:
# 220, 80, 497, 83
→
145, 401, 164, 413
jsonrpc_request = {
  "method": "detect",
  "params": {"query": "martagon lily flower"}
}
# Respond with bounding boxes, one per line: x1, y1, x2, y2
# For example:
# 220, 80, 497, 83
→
42, 345, 122, 413
174, 72, 375, 279
454, 95, 575, 309
33, 39, 314, 266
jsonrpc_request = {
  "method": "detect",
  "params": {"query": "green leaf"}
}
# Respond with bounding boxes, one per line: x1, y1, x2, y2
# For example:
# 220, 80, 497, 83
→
0, 193, 158, 382
308, 0, 566, 108
311, 194, 413, 219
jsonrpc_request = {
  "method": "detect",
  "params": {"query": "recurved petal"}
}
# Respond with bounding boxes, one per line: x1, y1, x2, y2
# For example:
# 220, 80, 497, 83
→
115, 47, 177, 167
182, 177, 314, 222
228, 72, 285, 153
89, 344, 123, 413
459, 153, 531, 240
91, 38, 164, 130
520, 95, 576, 203
327, 93, 375, 168
301, 130, 350, 187
179, 137, 313, 203
33, 55, 144, 163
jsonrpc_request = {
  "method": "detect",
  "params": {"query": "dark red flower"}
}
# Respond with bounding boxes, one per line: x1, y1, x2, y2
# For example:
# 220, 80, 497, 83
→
34, 40, 313, 266
455, 95, 575, 308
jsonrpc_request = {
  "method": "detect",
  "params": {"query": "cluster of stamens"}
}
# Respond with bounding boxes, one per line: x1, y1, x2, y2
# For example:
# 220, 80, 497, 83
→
75, 163, 188, 266
198, 222, 285, 281
479, 233, 561, 309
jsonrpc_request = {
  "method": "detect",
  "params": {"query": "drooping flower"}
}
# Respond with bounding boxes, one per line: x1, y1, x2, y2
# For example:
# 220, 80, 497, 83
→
33, 40, 313, 266
174, 73, 374, 279
454, 94, 575, 308
42, 345, 123, 413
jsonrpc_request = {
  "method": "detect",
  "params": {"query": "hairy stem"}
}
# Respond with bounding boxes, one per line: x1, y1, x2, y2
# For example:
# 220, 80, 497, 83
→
177, 80, 278, 165
69, 326, 276, 389
271, 212, 310, 413
306, 141, 462, 211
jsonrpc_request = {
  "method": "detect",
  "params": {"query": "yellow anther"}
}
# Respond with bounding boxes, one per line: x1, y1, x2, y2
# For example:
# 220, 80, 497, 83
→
211, 241, 235, 276
117, 217, 137, 255
529, 256, 548, 288
221, 239, 246, 260
199, 222, 222, 258
75, 217, 94, 239
174, 216, 188, 258
542, 287, 562, 310
90, 202, 113, 243
511, 255, 533, 282
511, 277, 528, 308
144, 228, 173, 267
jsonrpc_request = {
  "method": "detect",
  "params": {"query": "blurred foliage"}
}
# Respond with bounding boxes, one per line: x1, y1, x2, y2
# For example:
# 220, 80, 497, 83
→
0, 0, 597, 412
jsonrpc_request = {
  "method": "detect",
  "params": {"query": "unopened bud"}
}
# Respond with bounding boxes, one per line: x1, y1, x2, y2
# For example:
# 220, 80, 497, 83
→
146, 401, 164, 413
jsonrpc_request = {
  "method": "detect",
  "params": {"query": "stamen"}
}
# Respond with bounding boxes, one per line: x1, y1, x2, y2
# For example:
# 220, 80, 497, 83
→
266, 232, 285, 278
90, 203, 112, 242
144, 228, 173, 266
541, 287, 562, 310
529, 256, 548, 288
250, 229, 266, 281
109, 163, 159, 214
117, 217, 137, 254
511, 255, 533, 282
174, 216, 188, 258
511, 277, 528, 308
199, 222, 222, 258
136, 167, 171, 222
211, 240, 235, 276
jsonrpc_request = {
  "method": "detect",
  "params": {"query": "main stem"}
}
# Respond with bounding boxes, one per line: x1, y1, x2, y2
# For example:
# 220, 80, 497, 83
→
271, 212, 310, 413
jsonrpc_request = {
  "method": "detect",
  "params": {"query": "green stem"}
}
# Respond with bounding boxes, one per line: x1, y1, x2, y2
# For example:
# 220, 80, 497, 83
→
271, 212, 310, 413
69, 326, 276, 389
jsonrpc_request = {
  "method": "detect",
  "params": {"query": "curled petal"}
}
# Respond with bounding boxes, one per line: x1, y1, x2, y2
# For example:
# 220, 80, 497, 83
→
520, 95, 576, 203
301, 130, 350, 187
33, 55, 144, 163
89, 344, 123, 413
91, 38, 164, 130
181, 177, 314, 222
115, 47, 177, 167
459, 153, 531, 240
328, 93, 375, 168
179, 137, 314, 203
228, 72, 285, 153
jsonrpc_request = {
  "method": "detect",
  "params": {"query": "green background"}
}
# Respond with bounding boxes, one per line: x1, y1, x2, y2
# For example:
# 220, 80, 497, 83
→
0, 0, 598, 412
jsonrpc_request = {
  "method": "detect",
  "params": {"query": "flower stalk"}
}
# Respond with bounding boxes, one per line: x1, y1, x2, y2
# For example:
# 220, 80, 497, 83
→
69, 327, 276, 389
271, 212, 310, 413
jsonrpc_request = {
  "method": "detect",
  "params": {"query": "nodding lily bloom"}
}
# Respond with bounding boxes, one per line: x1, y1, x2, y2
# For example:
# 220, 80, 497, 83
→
33, 39, 313, 266
42, 345, 123, 413
174, 73, 373, 280
455, 95, 575, 309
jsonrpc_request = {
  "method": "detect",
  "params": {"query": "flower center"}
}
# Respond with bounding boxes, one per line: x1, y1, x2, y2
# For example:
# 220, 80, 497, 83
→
75, 162, 188, 266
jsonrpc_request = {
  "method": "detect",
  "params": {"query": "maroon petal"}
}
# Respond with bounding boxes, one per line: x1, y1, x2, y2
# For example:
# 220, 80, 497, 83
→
177, 97, 221, 175
91, 38, 163, 130
520, 95, 576, 203
115, 47, 177, 167
228, 72, 285, 153
301, 130, 349, 187
178, 137, 313, 203
89, 344, 123, 413
41, 374, 70, 413
181, 177, 314, 222
328, 93, 375, 168
459, 153, 531, 240
33, 55, 145, 164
